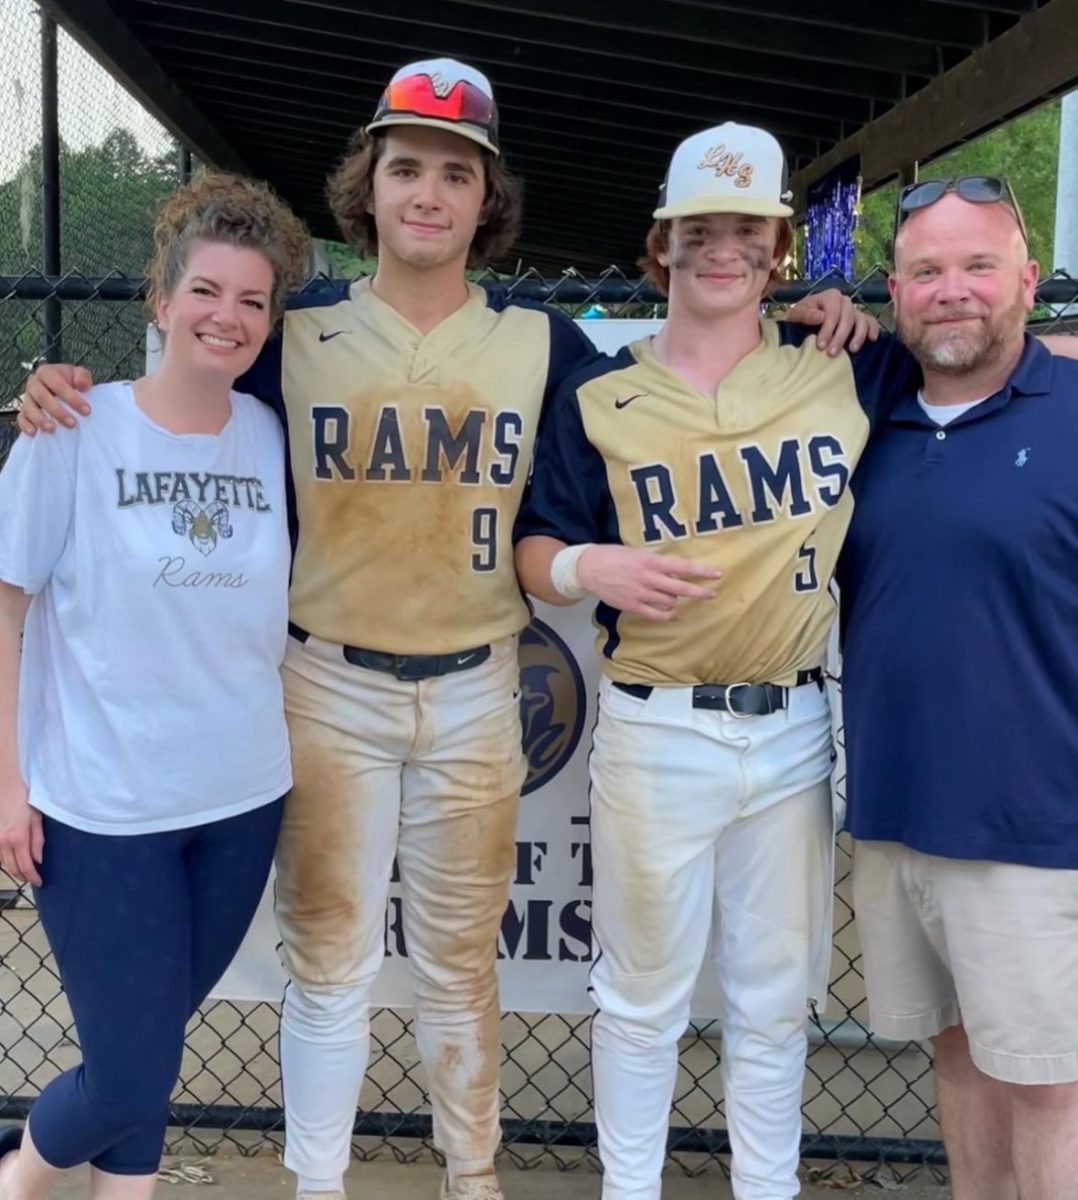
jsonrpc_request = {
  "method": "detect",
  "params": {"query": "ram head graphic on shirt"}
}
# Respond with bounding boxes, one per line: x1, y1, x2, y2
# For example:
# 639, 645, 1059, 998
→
171, 500, 234, 556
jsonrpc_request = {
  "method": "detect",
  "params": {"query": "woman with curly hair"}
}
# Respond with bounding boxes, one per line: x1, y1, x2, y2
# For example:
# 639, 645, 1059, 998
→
0, 172, 308, 1200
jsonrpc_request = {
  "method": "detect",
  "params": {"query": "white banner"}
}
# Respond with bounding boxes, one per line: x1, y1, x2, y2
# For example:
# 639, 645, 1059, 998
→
210, 317, 738, 1016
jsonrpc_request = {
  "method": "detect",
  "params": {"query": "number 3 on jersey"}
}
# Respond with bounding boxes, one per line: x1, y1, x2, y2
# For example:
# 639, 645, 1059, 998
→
472, 507, 498, 572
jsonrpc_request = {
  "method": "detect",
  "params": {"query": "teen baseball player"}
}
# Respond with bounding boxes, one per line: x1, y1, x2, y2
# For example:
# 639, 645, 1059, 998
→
514, 123, 917, 1200
17, 78, 873, 1200
221, 61, 597, 1200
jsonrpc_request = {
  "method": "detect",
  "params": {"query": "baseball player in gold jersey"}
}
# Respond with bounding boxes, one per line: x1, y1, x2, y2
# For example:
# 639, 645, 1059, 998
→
515, 124, 914, 1200
19, 81, 875, 1200
235, 61, 595, 1200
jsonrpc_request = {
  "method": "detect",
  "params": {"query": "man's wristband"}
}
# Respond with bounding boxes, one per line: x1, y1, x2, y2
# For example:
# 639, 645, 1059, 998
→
550, 543, 592, 601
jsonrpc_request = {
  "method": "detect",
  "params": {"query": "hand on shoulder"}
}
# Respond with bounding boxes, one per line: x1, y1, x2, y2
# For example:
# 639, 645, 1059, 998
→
17, 364, 94, 437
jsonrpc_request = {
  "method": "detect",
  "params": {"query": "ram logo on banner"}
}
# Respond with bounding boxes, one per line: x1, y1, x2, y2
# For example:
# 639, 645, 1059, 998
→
519, 618, 586, 796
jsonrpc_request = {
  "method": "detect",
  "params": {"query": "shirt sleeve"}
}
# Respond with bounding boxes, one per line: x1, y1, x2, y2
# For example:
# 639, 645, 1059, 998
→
514, 374, 614, 546
235, 329, 286, 426
778, 322, 920, 428
0, 425, 78, 593
845, 329, 920, 427
546, 308, 600, 394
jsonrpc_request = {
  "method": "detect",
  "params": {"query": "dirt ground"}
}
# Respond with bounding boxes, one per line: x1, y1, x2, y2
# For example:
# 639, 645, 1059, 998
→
41, 1153, 947, 1199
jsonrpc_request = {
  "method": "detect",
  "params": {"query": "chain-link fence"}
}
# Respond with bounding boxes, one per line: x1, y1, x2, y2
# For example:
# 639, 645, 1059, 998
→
1, 267, 1077, 1189
0, 0, 187, 394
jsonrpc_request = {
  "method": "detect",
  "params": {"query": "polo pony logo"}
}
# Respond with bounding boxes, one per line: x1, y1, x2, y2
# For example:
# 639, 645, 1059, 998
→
517, 618, 586, 796
698, 144, 753, 189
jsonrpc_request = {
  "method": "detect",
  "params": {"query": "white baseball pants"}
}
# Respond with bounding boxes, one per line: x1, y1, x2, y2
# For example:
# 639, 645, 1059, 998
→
589, 676, 836, 1200
274, 632, 525, 1192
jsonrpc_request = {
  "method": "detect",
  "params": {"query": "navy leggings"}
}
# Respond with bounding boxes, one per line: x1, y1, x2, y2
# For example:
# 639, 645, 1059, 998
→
29, 799, 283, 1175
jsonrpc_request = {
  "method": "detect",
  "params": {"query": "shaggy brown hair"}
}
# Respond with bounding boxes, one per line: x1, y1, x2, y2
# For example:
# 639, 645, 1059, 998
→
146, 172, 309, 322
326, 128, 522, 266
638, 216, 795, 296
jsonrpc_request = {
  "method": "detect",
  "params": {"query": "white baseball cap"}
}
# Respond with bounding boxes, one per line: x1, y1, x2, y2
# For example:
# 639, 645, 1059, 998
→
367, 58, 500, 156
654, 123, 793, 220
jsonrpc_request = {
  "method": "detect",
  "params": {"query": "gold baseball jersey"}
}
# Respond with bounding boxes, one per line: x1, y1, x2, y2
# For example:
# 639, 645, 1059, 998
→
515, 322, 915, 686
239, 279, 593, 653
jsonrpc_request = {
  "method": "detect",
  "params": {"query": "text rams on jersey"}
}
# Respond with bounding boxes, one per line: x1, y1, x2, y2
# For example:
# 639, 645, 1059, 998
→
310, 402, 525, 575
631, 434, 849, 545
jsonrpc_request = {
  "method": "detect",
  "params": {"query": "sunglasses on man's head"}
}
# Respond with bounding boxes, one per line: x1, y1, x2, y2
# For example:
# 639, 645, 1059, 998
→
893, 175, 1028, 246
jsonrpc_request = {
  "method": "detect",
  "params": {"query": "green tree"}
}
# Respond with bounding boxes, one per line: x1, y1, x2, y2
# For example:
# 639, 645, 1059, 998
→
0, 129, 178, 400
318, 239, 372, 279
853, 98, 1061, 276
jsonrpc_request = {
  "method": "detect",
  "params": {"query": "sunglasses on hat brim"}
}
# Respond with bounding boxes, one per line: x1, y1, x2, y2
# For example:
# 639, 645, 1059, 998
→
372, 73, 498, 145
893, 175, 1028, 247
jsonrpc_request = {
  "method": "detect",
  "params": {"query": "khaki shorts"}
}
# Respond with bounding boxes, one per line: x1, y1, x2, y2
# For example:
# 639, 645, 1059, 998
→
852, 839, 1078, 1084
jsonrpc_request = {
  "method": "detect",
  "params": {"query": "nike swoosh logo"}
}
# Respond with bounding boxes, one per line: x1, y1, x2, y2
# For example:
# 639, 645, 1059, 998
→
318, 330, 350, 342
614, 392, 649, 409
456, 652, 480, 666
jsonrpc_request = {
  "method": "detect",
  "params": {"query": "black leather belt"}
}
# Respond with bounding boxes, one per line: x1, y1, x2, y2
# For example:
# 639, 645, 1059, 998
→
613, 666, 824, 717
288, 622, 491, 682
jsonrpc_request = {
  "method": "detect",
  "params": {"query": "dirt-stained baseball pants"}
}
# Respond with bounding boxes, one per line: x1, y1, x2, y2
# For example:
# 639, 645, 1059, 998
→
589, 676, 836, 1200
275, 632, 525, 1193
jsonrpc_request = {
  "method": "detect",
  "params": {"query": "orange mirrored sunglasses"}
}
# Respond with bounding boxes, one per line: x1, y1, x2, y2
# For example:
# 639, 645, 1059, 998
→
375, 72, 497, 142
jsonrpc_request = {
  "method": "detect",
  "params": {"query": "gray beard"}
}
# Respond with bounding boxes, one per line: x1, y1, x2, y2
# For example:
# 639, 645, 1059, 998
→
897, 297, 1027, 376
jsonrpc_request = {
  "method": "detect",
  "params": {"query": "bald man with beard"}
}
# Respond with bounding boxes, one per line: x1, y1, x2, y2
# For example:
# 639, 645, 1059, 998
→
837, 180, 1078, 1200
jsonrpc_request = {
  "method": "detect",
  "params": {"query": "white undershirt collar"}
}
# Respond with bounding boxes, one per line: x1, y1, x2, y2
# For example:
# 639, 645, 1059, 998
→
916, 390, 990, 427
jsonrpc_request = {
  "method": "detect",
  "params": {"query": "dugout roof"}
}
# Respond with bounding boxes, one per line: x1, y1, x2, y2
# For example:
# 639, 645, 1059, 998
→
38, 0, 1078, 272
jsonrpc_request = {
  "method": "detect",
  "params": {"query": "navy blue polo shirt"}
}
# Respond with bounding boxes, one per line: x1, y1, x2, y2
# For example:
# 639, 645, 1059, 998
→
837, 337, 1078, 868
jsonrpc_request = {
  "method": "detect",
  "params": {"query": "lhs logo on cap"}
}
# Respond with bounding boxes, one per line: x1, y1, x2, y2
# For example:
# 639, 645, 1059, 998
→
654, 121, 793, 220
698, 145, 753, 189
428, 70, 455, 99
367, 57, 500, 155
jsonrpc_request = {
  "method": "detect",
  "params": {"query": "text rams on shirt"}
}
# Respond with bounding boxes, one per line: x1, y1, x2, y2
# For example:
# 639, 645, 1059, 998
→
310, 403, 524, 486
308, 402, 526, 577
113, 468, 277, 588
631, 434, 849, 543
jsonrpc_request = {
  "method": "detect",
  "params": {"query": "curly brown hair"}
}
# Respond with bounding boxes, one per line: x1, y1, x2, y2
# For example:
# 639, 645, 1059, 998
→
326, 128, 521, 266
638, 217, 794, 296
146, 172, 309, 323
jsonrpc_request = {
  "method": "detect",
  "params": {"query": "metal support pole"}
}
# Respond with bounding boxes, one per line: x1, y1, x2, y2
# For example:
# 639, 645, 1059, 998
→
178, 144, 192, 184
1052, 90, 1078, 315
40, 12, 62, 363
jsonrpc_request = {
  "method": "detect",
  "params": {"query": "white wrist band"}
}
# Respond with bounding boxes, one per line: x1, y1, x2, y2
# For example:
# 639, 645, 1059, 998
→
550, 543, 592, 601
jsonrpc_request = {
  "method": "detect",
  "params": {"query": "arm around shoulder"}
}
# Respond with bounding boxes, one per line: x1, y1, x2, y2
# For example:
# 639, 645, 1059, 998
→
1038, 334, 1078, 359
18, 363, 94, 435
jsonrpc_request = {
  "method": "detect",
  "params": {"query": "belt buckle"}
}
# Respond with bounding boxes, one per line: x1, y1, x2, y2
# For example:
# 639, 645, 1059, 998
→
393, 654, 431, 682
723, 681, 753, 719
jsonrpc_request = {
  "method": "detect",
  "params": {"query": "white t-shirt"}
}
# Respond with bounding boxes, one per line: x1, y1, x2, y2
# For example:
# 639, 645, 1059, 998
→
916, 391, 988, 426
0, 381, 292, 835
